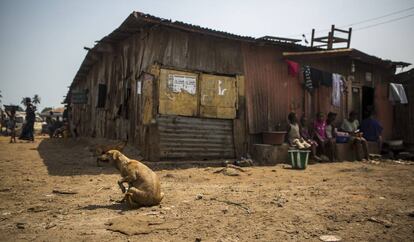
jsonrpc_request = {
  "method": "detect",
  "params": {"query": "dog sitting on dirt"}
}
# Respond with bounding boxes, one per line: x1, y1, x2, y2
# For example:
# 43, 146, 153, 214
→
89, 141, 127, 166
98, 150, 164, 208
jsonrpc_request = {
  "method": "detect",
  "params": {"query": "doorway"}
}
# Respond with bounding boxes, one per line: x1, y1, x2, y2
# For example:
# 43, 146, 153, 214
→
362, 86, 375, 120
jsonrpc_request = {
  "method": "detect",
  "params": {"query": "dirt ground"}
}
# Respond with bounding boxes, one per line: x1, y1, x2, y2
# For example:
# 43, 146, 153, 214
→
0, 136, 413, 242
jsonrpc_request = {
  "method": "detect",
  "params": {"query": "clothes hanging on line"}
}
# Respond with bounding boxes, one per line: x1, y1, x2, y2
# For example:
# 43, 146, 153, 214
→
303, 66, 313, 91
332, 73, 344, 107
286, 60, 299, 77
302, 66, 343, 94
310, 68, 322, 88
389, 83, 408, 104
321, 71, 333, 87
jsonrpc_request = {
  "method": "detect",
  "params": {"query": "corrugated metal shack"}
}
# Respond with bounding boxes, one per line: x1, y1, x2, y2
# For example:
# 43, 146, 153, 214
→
64, 11, 409, 161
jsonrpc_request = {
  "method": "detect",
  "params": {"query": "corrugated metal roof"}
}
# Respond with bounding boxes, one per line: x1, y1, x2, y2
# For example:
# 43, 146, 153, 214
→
395, 68, 414, 83
64, 11, 312, 103
64, 11, 410, 104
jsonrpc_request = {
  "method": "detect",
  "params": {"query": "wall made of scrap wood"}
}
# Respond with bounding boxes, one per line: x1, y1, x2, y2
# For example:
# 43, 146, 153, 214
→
70, 26, 246, 157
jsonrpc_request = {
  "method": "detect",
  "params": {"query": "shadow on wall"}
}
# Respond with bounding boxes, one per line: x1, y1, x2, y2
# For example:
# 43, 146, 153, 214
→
37, 138, 117, 176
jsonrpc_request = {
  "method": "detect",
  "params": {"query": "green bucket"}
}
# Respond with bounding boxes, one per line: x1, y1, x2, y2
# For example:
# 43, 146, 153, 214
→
288, 150, 310, 169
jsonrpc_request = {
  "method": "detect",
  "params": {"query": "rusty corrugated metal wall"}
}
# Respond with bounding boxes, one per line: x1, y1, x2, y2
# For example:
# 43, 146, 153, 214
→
242, 43, 303, 134
158, 115, 235, 159
242, 49, 395, 140
70, 26, 244, 152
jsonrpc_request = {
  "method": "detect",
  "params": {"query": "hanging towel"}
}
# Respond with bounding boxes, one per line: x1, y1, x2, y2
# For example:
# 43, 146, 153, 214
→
389, 83, 408, 104
286, 60, 299, 77
332, 73, 343, 107
303, 66, 313, 91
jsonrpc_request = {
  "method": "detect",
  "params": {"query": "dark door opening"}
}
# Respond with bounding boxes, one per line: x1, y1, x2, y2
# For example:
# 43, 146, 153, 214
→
362, 86, 375, 120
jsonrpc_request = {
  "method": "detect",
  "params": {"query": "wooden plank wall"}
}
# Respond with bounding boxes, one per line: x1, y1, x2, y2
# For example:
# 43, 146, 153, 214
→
70, 26, 245, 157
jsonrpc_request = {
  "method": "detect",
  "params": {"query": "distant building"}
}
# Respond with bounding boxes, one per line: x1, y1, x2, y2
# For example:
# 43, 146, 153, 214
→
40, 107, 64, 119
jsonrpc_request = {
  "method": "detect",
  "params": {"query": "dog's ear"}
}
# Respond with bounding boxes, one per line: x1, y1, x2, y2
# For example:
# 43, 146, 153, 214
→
110, 150, 120, 160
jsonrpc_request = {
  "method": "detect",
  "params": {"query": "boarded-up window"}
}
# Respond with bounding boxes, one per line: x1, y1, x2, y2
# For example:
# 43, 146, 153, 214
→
158, 68, 238, 119
200, 74, 237, 119
97, 84, 107, 108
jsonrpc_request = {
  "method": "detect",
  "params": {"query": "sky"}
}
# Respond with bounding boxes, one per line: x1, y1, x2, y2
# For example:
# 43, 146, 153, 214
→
0, 0, 413, 111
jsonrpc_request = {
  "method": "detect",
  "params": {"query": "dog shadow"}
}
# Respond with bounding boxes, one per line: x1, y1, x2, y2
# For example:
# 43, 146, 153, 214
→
81, 202, 130, 211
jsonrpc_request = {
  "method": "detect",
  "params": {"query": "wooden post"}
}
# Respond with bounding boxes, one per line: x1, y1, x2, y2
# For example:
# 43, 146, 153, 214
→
328, 25, 335, 49
347, 27, 352, 48
311, 29, 315, 47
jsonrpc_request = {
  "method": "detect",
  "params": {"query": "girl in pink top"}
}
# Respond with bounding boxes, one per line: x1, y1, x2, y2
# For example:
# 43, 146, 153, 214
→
312, 112, 337, 162
314, 114, 327, 142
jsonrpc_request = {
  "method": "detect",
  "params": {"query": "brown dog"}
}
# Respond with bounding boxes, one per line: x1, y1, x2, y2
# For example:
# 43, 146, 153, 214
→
99, 150, 164, 208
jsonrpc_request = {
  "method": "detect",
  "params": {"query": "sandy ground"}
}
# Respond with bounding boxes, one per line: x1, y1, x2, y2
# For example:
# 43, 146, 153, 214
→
0, 136, 413, 242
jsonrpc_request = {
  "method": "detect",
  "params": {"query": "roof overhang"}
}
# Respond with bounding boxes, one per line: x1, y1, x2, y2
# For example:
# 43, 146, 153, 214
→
283, 48, 411, 69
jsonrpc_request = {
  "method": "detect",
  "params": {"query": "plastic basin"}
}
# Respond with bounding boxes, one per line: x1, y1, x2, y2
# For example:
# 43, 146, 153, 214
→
262, 131, 286, 145
288, 150, 310, 169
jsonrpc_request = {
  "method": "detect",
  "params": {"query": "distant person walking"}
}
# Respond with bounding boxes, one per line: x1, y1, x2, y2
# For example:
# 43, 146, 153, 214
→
19, 98, 36, 142
5, 108, 17, 143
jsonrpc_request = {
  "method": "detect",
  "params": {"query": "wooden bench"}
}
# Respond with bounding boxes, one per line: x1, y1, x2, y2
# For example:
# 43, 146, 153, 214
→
252, 141, 380, 164
336, 141, 380, 161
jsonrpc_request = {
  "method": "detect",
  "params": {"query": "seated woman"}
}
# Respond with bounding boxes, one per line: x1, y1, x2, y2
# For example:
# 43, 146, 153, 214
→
287, 112, 311, 149
312, 112, 336, 162
299, 115, 321, 161
341, 111, 369, 160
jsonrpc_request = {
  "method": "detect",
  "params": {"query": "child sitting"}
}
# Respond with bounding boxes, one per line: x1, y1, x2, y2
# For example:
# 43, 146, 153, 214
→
287, 112, 311, 149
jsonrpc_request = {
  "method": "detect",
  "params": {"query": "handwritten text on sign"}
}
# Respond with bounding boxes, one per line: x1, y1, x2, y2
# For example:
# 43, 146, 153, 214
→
167, 74, 197, 95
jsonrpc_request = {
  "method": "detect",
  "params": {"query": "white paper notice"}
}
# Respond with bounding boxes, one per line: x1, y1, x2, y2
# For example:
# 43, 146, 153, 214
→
137, 81, 142, 94
168, 74, 197, 95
